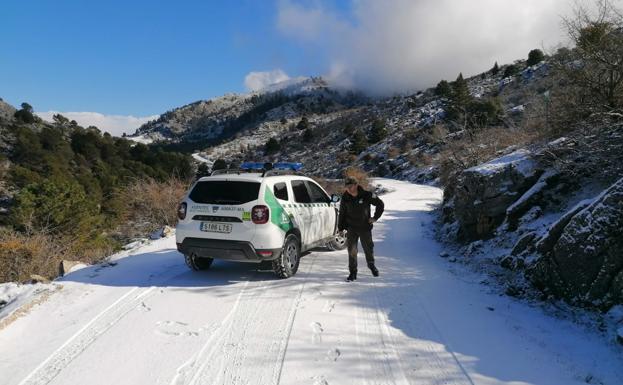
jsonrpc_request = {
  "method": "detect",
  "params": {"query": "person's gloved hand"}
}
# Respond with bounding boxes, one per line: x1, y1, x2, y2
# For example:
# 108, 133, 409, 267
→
368, 218, 376, 224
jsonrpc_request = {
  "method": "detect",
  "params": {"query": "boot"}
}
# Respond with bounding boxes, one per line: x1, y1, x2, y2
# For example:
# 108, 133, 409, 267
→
346, 271, 357, 282
368, 263, 379, 277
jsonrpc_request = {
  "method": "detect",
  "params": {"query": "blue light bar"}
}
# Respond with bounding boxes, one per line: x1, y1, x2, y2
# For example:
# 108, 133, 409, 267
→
274, 162, 303, 171
240, 162, 267, 170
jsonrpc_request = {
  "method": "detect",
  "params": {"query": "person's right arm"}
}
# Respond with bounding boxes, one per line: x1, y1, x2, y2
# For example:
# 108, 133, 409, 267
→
338, 195, 347, 232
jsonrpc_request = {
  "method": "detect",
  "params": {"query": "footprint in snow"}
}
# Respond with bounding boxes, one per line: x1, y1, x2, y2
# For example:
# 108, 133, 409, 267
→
140, 301, 151, 312
311, 322, 324, 344
326, 348, 341, 362
155, 321, 200, 337
322, 301, 335, 313
312, 375, 329, 385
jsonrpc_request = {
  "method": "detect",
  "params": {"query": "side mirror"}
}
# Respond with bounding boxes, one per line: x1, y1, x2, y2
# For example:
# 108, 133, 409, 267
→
331, 194, 341, 203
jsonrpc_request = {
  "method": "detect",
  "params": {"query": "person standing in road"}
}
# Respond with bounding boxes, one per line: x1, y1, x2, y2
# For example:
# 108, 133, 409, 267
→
338, 176, 384, 282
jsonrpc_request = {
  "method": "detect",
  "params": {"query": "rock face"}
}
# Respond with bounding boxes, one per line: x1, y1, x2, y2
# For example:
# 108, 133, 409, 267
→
528, 178, 623, 309
453, 150, 541, 241
0, 99, 16, 121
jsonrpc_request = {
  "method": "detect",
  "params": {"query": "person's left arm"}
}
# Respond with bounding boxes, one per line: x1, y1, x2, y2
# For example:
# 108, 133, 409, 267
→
369, 192, 384, 223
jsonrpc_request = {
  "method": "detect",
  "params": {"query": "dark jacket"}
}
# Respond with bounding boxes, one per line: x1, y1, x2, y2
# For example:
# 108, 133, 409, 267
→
338, 186, 384, 232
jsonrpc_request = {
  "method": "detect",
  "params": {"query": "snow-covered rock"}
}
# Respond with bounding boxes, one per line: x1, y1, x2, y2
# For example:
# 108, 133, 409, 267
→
452, 149, 541, 241
528, 177, 623, 309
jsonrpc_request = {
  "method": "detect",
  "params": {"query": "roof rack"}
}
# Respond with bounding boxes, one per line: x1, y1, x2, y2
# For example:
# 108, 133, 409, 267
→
208, 162, 304, 177
210, 168, 260, 176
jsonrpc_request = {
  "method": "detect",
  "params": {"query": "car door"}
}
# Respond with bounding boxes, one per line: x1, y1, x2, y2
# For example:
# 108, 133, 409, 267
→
290, 180, 314, 247
304, 180, 334, 241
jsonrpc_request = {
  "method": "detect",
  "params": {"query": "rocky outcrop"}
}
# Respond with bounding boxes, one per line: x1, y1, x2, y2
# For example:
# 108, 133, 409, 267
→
528, 178, 623, 309
452, 149, 542, 241
0, 99, 16, 121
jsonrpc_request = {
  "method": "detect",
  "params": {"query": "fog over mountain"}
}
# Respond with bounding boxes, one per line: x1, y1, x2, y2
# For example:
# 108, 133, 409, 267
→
277, 0, 573, 94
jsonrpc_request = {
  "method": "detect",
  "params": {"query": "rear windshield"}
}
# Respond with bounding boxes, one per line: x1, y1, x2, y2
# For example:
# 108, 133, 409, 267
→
189, 181, 260, 205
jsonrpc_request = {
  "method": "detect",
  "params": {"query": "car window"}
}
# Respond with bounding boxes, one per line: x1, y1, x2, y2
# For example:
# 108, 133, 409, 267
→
189, 181, 260, 204
291, 180, 312, 203
274, 182, 289, 201
305, 181, 329, 204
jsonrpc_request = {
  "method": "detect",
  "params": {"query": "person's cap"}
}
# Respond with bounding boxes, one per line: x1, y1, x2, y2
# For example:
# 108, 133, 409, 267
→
344, 177, 358, 186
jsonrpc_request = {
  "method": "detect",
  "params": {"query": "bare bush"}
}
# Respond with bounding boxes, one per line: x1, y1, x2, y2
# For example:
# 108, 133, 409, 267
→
115, 177, 190, 239
0, 229, 69, 282
557, 0, 623, 114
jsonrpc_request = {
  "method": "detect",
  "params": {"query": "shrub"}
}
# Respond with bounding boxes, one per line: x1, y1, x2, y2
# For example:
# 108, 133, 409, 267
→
265, 137, 280, 154
303, 128, 314, 142
350, 130, 368, 154
296, 116, 309, 130
368, 119, 388, 143
503, 64, 520, 78
527, 49, 545, 66
435, 80, 452, 98
114, 177, 189, 238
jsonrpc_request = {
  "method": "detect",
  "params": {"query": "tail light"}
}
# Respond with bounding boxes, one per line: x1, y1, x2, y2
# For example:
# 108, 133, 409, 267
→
252, 205, 269, 224
177, 202, 187, 220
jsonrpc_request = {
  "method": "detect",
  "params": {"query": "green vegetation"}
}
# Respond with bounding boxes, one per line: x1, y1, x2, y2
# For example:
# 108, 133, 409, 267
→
0, 109, 193, 282
350, 130, 368, 154
368, 119, 387, 143
527, 49, 545, 66
265, 137, 281, 153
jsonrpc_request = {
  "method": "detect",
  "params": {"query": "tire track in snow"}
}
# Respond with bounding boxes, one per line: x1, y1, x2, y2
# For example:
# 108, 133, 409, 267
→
354, 280, 474, 385
17, 286, 158, 385
355, 282, 410, 385
171, 255, 316, 385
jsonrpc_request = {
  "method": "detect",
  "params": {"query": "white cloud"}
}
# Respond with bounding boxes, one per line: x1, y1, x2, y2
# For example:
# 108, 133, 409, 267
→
35, 111, 159, 137
244, 69, 291, 91
277, 0, 577, 94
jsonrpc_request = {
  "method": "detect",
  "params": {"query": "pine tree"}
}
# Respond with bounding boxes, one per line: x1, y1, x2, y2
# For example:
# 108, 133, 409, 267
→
491, 62, 499, 75
265, 137, 280, 154
368, 119, 387, 143
451, 73, 471, 108
350, 130, 368, 154
435, 80, 452, 98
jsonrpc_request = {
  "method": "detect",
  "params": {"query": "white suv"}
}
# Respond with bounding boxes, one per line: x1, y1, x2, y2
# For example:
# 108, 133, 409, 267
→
175, 163, 346, 278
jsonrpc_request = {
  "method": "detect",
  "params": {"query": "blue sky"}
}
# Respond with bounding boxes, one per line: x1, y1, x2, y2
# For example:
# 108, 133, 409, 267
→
1, 0, 337, 117
1, 0, 570, 135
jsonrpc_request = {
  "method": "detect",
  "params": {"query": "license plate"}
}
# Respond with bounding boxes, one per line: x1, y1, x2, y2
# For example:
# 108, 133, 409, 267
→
200, 222, 232, 233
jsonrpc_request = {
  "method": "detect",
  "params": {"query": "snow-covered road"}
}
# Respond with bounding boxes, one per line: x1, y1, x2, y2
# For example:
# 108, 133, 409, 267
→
1, 180, 622, 385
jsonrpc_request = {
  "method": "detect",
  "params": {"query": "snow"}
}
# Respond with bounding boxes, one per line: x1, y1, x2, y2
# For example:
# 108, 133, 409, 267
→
466, 149, 536, 178
0, 180, 621, 385
0, 283, 53, 320
191, 153, 211, 164
126, 134, 154, 145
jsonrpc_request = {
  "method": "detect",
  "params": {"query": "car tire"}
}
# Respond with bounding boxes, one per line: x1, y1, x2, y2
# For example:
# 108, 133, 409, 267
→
326, 231, 347, 251
272, 234, 300, 278
185, 253, 214, 271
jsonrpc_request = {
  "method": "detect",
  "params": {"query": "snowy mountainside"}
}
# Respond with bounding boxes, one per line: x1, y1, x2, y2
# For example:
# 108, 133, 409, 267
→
131, 76, 362, 145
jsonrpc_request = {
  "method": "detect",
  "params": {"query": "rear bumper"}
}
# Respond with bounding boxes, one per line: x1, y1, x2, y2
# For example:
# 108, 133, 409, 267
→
177, 238, 282, 262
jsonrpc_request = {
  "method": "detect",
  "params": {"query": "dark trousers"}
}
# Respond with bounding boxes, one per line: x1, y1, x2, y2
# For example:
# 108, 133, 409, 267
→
346, 228, 375, 273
